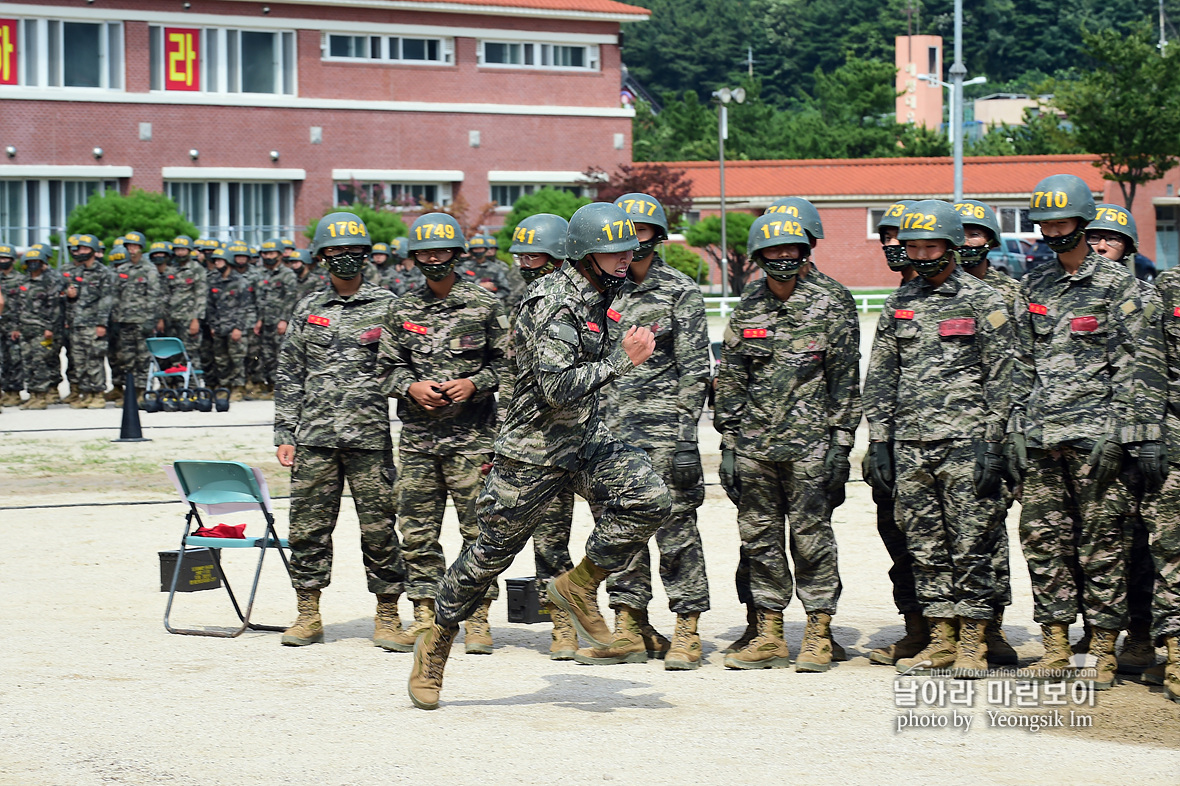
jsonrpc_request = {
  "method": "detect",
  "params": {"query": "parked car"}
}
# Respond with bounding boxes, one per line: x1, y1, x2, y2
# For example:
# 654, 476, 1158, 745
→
990, 235, 1030, 279
1021, 238, 1057, 271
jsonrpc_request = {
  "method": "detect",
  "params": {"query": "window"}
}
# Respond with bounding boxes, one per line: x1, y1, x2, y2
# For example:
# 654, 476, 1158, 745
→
0, 179, 118, 246
3, 19, 123, 89
322, 33, 452, 65
149, 27, 296, 94
166, 181, 294, 245
1157, 205, 1178, 271
998, 206, 1036, 235
334, 181, 448, 208
491, 184, 584, 207
478, 41, 598, 71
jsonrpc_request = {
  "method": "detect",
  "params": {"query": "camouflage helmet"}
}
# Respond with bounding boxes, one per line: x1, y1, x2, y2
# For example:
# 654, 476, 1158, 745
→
370, 242, 391, 257
509, 213, 569, 259
876, 200, 916, 235
468, 233, 490, 251
747, 212, 810, 282
209, 246, 231, 263
390, 237, 409, 259
67, 233, 100, 252
407, 212, 465, 253
614, 192, 670, 242
148, 240, 174, 259
122, 230, 147, 249
1028, 174, 1097, 223
897, 200, 965, 246
765, 197, 823, 240
260, 238, 283, 254
0, 242, 15, 259
107, 244, 128, 264
172, 235, 194, 249
566, 202, 639, 261
952, 199, 1001, 247
1089, 203, 1138, 251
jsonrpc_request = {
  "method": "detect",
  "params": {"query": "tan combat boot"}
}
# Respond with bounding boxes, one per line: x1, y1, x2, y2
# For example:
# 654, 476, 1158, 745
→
574, 605, 648, 665
86, 392, 106, 409
548, 603, 578, 660
0, 390, 18, 406
464, 598, 494, 654
281, 589, 324, 646
723, 604, 758, 654
1163, 637, 1180, 703
985, 609, 1019, 665
632, 606, 670, 660
1071, 621, 1092, 655
229, 386, 246, 402
724, 609, 793, 670
254, 383, 275, 401
547, 558, 613, 648
796, 611, 835, 673
1087, 627, 1119, 690
21, 391, 47, 410
408, 621, 458, 710
1018, 622, 1072, 681
1117, 622, 1158, 675
382, 598, 435, 652
69, 392, 91, 409
373, 593, 403, 650
896, 617, 957, 674
665, 613, 702, 671
104, 386, 123, 402
953, 618, 990, 679
62, 390, 80, 404
871, 613, 929, 666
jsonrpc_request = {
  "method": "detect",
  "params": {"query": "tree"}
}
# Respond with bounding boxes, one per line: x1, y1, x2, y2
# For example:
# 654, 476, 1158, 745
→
1051, 26, 1180, 209
66, 189, 198, 251
493, 188, 592, 250
662, 243, 708, 283
419, 193, 499, 240
583, 162, 695, 227
303, 202, 408, 244
967, 106, 1081, 157
684, 212, 756, 294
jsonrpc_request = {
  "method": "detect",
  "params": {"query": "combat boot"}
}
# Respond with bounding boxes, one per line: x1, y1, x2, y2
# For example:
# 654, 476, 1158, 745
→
723, 604, 758, 654
665, 613, 702, 671
408, 621, 458, 710
1117, 621, 1158, 675
632, 606, 670, 659
953, 618, 990, 679
86, 392, 106, 409
547, 558, 613, 648
254, 383, 275, 401
985, 610, 1019, 666
547, 603, 578, 660
896, 617, 957, 674
373, 593, 403, 650
0, 390, 18, 406
1086, 627, 1119, 690
1071, 621, 1092, 655
382, 598, 435, 652
796, 611, 835, 673
281, 589, 324, 646
870, 613, 929, 666
725, 609, 792, 670
1164, 637, 1180, 703
104, 386, 123, 402
21, 391, 47, 410
1018, 623, 1073, 681
464, 598, 494, 654
69, 392, 91, 409
62, 390, 80, 404
574, 605, 648, 665
229, 386, 245, 403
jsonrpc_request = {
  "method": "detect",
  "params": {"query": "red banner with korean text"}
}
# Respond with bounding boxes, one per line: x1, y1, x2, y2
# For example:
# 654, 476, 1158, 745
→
0, 20, 17, 85
164, 28, 199, 91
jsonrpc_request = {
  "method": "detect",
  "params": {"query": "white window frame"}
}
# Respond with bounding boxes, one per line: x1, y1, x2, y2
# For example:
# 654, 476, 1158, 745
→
7, 18, 123, 90
165, 180, 295, 245
0, 177, 120, 246
149, 26, 296, 95
490, 183, 586, 210
321, 32, 453, 66
477, 40, 599, 72
333, 181, 452, 209
997, 205, 1039, 238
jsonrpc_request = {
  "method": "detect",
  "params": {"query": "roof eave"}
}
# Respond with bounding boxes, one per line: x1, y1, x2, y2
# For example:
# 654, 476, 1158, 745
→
225, 0, 651, 23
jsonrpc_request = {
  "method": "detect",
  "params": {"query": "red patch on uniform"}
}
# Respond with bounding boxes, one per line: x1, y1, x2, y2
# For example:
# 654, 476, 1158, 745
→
894, 309, 915, 320
18, 285, 26, 291
742, 328, 768, 338
938, 318, 976, 336
1070, 316, 1099, 333
211, 288, 220, 293
1173, 307, 1180, 317
586, 322, 601, 333
1029, 303, 1048, 315
167, 275, 175, 280
74, 276, 83, 282
359, 326, 382, 343
403, 321, 428, 335
607, 308, 622, 322
185, 278, 193, 284
119, 273, 129, 279
136, 277, 145, 283
308, 315, 331, 327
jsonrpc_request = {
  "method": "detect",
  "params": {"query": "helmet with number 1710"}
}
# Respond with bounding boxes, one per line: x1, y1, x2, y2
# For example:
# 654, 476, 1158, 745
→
566, 202, 639, 261
1027, 174, 1097, 223
1089, 203, 1138, 251
765, 197, 823, 240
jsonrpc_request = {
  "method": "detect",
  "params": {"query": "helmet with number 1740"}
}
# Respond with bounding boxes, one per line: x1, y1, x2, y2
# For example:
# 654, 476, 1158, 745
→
765, 197, 823, 241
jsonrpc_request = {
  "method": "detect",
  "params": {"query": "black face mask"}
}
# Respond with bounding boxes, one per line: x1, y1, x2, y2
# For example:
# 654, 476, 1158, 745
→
634, 238, 659, 262
757, 252, 805, 282
585, 255, 628, 294
0, 260, 12, 271
72, 250, 94, 263
520, 259, 558, 283
883, 244, 909, 271
324, 250, 367, 280
907, 249, 956, 278
26, 260, 44, 272
1043, 226, 1086, 253
956, 245, 990, 268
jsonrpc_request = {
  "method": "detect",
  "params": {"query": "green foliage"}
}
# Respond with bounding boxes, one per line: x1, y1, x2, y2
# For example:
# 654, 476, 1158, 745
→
585, 162, 695, 227
494, 188, 591, 251
684, 212, 757, 293
967, 107, 1082, 157
660, 243, 708, 282
65, 189, 198, 250
303, 203, 408, 244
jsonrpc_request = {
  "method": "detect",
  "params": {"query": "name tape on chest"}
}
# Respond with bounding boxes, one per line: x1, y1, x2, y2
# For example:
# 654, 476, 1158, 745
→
894, 309, 915, 320
308, 315, 331, 327
1028, 303, 1048, 315
1070, 316, 1099, 333
938, 317, 976, 337
403, 321, 428, 335
742, 328, 768, 338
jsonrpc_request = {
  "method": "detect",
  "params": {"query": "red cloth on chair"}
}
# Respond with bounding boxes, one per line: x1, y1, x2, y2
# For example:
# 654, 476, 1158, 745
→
165, 365, 189, 373
192, 523, 247, 539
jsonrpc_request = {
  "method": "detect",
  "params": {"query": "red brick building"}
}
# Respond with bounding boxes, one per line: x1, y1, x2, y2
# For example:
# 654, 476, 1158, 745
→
0, 0, 648, 245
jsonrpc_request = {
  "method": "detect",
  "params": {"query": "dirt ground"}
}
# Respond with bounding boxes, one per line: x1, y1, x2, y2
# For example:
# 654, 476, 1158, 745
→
2, 326, 1179, 784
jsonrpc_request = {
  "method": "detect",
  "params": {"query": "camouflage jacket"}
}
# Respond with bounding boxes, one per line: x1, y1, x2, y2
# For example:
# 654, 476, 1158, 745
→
15, 271, 64, 335
1131, 276, 1167, 445
0, 269, 23, 332
274, 282, 394, 450
983, 266, 1022, 317
294, 267, 330, 302
63, 262, 115, 328
802, 262, 863, 444
716, 276, 861, 461
112, 259, 162, 326
600, 256, 710, 447
496, 264, 637, 470
165, 261, 207, 324
1152, 268, 1180, 460
379, 279, 509, 455
1012, 251, 1146, 448
459, 258, 512, 303
388, 264, 426, 297
864, 267, 1013, 444
206, 271, 257, 336
255, 263, 298, 325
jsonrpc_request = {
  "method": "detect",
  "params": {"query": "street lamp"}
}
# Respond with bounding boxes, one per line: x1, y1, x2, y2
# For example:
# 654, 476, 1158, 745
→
712, 86, 745, 302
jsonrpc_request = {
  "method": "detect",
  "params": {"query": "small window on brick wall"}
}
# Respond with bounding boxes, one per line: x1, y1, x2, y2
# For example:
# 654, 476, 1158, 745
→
323, 33, 452, 65
479, 41, 598, 71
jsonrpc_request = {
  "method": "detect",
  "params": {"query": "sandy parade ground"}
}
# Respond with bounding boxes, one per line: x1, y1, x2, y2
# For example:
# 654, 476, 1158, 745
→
2, 313, 1179, 785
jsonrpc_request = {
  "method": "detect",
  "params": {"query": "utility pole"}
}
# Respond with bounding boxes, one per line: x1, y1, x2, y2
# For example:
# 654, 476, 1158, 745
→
950, 0, 966, 202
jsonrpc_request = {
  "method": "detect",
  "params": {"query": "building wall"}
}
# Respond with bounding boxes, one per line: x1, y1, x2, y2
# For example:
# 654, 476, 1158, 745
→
895, 35, 943, 130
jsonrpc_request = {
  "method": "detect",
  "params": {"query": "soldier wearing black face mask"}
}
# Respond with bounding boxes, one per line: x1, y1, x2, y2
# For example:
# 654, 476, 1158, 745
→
62, 234, 114, 409
0, 243, 24, 407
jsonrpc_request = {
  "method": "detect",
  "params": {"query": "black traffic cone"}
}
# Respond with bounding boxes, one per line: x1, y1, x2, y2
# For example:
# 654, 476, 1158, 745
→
113, 370, 150, 443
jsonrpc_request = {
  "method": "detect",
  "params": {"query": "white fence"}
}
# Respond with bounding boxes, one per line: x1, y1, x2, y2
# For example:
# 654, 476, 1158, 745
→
704, 292, 891, 319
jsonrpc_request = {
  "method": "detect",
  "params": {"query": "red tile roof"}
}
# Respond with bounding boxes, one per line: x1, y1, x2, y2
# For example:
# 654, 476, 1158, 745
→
670, 154, 1105, 202
379, 0, 650, 17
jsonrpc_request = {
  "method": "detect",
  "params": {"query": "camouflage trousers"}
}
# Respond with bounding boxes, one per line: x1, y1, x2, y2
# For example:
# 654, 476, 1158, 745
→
19, 332, 61, 393
167, 321, 203, 373
62, 331, 75, 388
112, 322, 152, 387
605, 444, 709, 615
531, 488, 575, 606
895, 440, 1004, 620
245, 330, 263, 385
434, 441, 671, 626
256, 325, 284, 385
68, 326, 108, 394
210, 333, 247, 388
736, 454, 841, 614
1117, 464, 1155, 631
1019, 446, 1130, 631
1139, 461, 1180, 639
871, 482, 922, 616
396, 449, 498, 602
288, 445, 405, 594
199, 332, 217, 387
1, 331, 23, 392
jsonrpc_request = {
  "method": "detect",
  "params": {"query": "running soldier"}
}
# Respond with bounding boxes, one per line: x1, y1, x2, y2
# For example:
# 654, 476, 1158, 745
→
63, 234, 114, 409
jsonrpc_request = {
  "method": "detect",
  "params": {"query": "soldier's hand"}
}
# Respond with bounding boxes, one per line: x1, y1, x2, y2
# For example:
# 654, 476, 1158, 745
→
719, 446, 741, 506
824, 444, 851, 507
1087, 437, 1124, 489
230, 328, 242, 343
1003, 432, 1027, 484
622, 325, 655, 366
671, 441, 703, 488
409, 380, 448, 410
95, 325, 106, 338
254, 320, 263, 336
276, 444, 295, 467
438, 378, 476, 404
1136, 440, 1169, 494
9, 330, 18, 342
972, 440, 1005, 498
188, 318, 200, 336
156, 319, 165, 333
276, 320, 288, 336
65, 284, 77, 298
866, 441, 895, 495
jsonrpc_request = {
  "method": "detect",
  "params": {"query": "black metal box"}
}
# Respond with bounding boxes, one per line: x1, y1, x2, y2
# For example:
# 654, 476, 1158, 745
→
505, 577, 550, 624
159, 548, 222, 592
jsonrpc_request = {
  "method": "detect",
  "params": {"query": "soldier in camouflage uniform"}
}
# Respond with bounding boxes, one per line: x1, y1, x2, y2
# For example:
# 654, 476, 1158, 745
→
366, 242, 395, 291
574, 193, 711, 671
205, 247, 256, 399
863, 201, 1014, 678
0, 243, 25, 406
224, 242, 261, 397
165, 235, 206, 375
13, 247, 64, 409
1007, 174, 1158, 690
252, 238, 299, 399
377, 213, 509, 655
286, 248, 329, 303
63, 234, 114, 409
275, 213, 406, 649
108, 231, 161, 404
407, 202, 671, 710
388, 238, 426, 297
461, 234, 512, 303
715, 213, 860, 673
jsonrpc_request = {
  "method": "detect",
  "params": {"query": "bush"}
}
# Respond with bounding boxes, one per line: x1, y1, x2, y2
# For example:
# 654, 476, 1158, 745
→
661, 243, 708, 283
304, 203, 409, 244
494, 188, 591, 253
66, 189, 199, 251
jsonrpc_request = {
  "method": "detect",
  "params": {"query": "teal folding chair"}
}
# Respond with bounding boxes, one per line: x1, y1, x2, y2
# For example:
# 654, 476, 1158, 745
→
164, 460, 291, 637
146, 336, 203, 391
